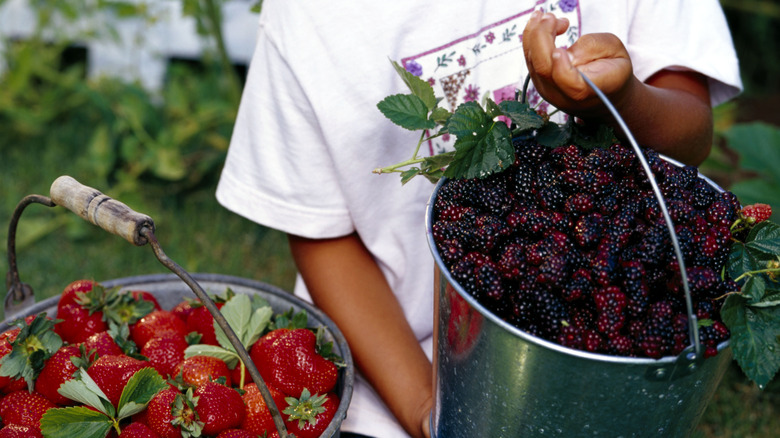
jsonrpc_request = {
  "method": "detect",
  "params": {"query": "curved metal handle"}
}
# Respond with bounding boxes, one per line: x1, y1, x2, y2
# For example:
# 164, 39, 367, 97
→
577, 71, 701, 360
49, 176, 155, 246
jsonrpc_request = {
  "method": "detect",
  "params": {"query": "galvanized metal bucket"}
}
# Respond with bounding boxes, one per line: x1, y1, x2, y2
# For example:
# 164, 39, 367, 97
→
427, 72, 732, 437
2, 177, 354, 438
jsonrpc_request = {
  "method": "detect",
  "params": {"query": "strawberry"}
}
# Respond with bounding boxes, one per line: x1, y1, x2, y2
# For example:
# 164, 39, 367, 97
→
147, 387, 200, 438
186, 301, 226, 346
741, 203, 772, 224
175, 355, 232, 387
141, 330, 188, 379
0, 313, 62, 392
0, 424, 43, 438
121, 422, 161, 438
193, 380, 246, 436
34, 343, 86, 405
131, 309, 188, 348
0, 390, 56, 432
216, 429, 259, 438
171, 299, 195, 323
55, 280, 109, 344
131, 290, 162, 311
88, 354, 149, 407
250, 328, 338, 397
0, 327, 26, 394
283, 389, 340, 438
83, 330, 124, 358
241, 382, 287, 436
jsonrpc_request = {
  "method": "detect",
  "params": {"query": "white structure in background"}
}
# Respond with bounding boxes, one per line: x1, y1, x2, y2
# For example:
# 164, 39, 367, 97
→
0, 0, 259, 91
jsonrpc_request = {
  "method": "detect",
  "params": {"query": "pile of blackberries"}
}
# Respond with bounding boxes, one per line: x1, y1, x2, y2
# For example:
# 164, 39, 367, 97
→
432, 140, 739, 359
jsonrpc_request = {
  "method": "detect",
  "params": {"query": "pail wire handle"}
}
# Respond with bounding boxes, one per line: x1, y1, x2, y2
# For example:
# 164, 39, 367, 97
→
5, 176, 291, 438
577, 71, 701, 360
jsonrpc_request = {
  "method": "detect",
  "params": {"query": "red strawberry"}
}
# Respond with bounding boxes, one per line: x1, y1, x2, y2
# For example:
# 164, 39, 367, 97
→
193, 380, 246, 436
0, 424, 43, 438
34, 343, 84, 405
741, 203, 772, 224
147, 387, 198, 438
141, 331, 188, 379
121, 422, 161, 438
88, 354, 149, 407
0, 314, 62, 392
175, 355, 232, 387
83, 330, 124, 358
0, 327, 26, 394
186, 301, 225, 346
171, 300, 195, 323
131, 310, 188, 348
216, 429, 259, 438
131, 290, 162, 311
283, 390, 340, 438
56, 279, 98, 312
241, 382, 287, 436
0, 390, 56, 432
250, 328, 338, 397
55, 302, 107, 344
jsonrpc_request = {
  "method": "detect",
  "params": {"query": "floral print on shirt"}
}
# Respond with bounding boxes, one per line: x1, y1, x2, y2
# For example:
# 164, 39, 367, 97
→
400, 0, 580, 156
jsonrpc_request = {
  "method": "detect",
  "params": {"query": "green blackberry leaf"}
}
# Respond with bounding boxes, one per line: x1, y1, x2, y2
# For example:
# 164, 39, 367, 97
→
390, 60, 437, 110
484, 98, 503, 120
444, 104, 513, 179
746, 221, 780, 257
40, 406, 113, 438
536, 118, 573, 148
721, 294, 780, 389
377, 94, 435, 131
431, 107, 452, 125
728, 241, 763, 280
571, 123, 616, 150
400, 168, 421, 185
116, 368, 168, 419
741, 276, 767, 304
753, 290, 780, 308
498, 100, 544, 132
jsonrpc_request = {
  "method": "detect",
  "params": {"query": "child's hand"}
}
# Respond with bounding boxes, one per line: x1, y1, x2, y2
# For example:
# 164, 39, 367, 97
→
522, 10, 635, 121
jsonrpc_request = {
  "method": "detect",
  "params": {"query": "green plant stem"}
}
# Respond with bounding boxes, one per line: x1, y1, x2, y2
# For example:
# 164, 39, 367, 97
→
733, 267, 780, 283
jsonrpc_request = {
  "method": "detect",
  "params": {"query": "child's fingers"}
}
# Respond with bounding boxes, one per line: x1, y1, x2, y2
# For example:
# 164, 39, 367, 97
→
523, 11, 570, 78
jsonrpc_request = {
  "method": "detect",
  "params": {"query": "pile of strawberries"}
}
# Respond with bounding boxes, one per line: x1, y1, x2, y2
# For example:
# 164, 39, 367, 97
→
0, 279, 344, 438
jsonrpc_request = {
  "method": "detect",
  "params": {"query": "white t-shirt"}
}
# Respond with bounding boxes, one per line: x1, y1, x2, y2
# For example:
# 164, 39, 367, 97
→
216, 1, 741, 436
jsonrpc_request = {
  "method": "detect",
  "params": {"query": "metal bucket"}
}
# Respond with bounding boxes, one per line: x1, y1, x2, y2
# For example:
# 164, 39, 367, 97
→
1, 273, 354, 438
2, 177, 354, 438
426, 175, 732, 438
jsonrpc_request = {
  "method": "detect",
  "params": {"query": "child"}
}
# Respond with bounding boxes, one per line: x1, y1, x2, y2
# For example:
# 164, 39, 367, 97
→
216, 1, 741, 437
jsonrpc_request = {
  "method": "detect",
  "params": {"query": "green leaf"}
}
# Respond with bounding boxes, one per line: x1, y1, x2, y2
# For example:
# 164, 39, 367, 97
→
536, 119, 573, 148
728, 241, 763, 281
498, 100, 544, 132
58, 368, 115, 417
753, 289, 780, 308
184, 344, 239, 368
390, 60, 437, 110
400, 168, 421, 185
116, 368, 167, 419
430, 107, 452, 125
745, 222, 780, 257
444, 104, 514, 179
40, 406, 113, 438
377, 94, 435, 131
721, 294, 780, 388
216, 294, 272, 351
742, 276, 767, 304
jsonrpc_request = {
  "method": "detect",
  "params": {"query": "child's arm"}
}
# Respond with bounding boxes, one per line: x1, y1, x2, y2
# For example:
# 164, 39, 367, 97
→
288, 233, 433, 438
523, 11, 713, 165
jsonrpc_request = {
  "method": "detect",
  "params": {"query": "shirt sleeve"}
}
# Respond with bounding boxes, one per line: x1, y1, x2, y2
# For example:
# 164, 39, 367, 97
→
625, 0, 742, 106
216, 22, 355, 239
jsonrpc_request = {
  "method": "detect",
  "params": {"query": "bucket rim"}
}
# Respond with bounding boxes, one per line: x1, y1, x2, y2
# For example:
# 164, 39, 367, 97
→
426, 170, 730, 366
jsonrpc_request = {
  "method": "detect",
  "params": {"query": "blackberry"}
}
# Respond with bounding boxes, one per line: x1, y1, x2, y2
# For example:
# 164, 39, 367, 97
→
574, 213, 603, 248
538, 184, 567, 210
511, 164, 537, 203
514, 140, 550, 166
565, 193, 595, 215
562, 268, 593, 302
474, 261, 505, 301
496, 243, 527, 280
537, 253, 573, 287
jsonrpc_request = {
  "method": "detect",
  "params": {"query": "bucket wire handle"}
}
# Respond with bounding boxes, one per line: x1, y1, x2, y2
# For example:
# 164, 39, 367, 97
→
576, 71, 701, 359
7, 176, 291, 438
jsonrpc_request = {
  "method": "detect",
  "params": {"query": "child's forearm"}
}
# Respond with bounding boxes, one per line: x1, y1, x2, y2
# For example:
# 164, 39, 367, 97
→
288, 233, 433, 438
599, 69, 713, 166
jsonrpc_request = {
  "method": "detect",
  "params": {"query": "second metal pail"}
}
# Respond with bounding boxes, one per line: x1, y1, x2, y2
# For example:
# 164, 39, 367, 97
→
426, 179, 731, 438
